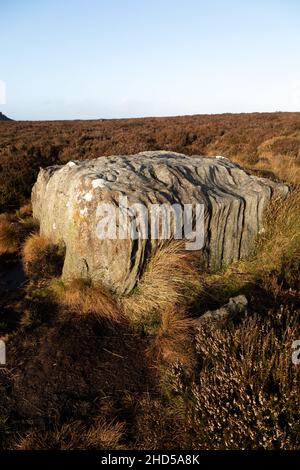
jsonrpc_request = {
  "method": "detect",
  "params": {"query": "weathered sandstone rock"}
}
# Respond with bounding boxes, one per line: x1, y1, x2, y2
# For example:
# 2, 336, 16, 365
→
31, 151, 288, 294
196, 295, 248, 327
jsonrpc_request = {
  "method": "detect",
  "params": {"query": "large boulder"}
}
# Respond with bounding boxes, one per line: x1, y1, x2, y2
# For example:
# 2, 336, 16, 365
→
31, 151, 288, 295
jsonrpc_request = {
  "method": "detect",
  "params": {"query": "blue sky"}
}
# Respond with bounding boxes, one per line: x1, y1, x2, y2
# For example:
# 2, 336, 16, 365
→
1, 0, 300, 120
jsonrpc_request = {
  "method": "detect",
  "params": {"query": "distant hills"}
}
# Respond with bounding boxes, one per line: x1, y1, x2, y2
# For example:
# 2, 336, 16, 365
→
0, 112, 12, 121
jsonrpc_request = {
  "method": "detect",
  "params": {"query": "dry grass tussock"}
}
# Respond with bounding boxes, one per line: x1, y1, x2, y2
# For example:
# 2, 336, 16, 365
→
256, 187, 300, 279
232, 153, 300, 184
22, 233, 52, 264
14, 418, 124, 450
22, 233, 65, 280
0, 206, 38, 254
52, 278, 123, 323
148, 308, 196, 368
122, 240, 202, 321
256, 155, 300, 184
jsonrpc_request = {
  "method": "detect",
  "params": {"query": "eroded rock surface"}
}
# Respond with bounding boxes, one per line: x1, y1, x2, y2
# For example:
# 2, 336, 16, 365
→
31, 151, 288, 294
196, 295, 248, 327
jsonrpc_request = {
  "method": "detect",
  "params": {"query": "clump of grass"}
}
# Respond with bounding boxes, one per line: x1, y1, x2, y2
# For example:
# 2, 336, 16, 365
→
255, 187, 300, 275
84, 418, 124, 449
0, 211, 38, 254
22, 233, 65, 280
15, 418, 124, 450
148, 308, 196, 368
52, 278, 123, 323
261, 155, 300, 184
122, 240, 202, 323
232, 152, 300, 184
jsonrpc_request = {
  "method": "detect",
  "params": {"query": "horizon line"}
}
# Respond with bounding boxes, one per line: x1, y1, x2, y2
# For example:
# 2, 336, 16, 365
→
1, 110, 300, 122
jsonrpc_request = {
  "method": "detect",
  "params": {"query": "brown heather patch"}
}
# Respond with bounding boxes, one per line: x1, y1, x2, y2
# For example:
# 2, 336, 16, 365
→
189, 308, 300, 449
1, 112, 300, 211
